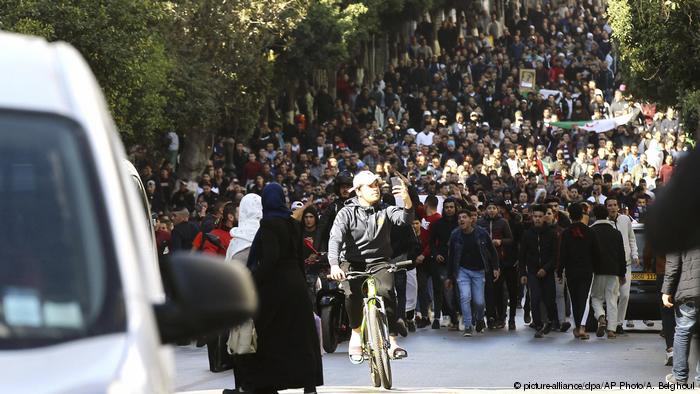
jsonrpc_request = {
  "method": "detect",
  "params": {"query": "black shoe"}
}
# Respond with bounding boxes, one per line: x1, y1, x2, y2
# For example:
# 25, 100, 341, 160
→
560, 322, 572, 332
475, 320, 485, 333
524, 310, 532, 324
542, 322, 552, 335
551, 321, 561, 331
397, 318, 408, 337
528, 322, 538, 329
615, 324, 624, 335
534, 328, 544, 338
487, 317, 495, 329
494, 320, 506, 329
508, 320, 516, 330
432, 319, 441, 329
463, 327, 473, 337
416, 317, 429, 329
407, 319, 416, 332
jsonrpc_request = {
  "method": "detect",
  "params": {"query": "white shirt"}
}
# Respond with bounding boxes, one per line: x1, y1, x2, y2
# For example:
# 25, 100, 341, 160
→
587, 194, 607, 205
416, 131, 435, 147
167, 131, 179, 151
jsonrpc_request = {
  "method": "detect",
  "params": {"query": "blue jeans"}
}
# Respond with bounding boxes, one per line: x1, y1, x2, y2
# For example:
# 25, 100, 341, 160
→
673, 301, 700, 383
457, 267, 485, 328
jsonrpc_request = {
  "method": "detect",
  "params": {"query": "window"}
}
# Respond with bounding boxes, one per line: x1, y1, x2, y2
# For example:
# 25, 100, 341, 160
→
0, 111, 125, 349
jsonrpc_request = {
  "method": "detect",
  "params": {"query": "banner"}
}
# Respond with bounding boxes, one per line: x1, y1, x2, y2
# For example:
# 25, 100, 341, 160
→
551, 109, 639, 133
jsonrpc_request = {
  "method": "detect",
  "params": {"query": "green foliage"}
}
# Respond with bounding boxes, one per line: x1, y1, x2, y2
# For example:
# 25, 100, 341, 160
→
608, 0, 700, 135
0, 0, 172, 147
163, 0, 308, 138
274, 0, 364, 82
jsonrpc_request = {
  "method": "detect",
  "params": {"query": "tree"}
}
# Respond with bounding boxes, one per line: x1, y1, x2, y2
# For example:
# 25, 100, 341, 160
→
0, 0, 172, 147
608, 0, 700, 137
163, 0, 308, 180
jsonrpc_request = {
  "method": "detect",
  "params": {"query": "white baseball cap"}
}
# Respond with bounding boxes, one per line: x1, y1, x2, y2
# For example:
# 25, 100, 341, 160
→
348, 170, 381, 192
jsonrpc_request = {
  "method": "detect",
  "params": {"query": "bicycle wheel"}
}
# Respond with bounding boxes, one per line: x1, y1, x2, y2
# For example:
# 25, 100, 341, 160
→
365, 307, 381, 387
368, 303, 392, 389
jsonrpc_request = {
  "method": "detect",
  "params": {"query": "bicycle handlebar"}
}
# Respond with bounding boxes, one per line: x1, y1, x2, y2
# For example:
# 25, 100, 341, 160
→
326, 260, 413, 281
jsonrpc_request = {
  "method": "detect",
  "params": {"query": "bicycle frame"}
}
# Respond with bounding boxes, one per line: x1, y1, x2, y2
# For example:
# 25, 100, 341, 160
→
360, 276, 390, 357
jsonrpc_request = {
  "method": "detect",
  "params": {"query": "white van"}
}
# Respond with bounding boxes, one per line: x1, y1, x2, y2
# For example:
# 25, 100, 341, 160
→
0, 31, 256, 393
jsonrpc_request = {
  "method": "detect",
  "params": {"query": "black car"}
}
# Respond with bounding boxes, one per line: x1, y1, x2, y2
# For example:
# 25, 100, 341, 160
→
625, 224, 661, 321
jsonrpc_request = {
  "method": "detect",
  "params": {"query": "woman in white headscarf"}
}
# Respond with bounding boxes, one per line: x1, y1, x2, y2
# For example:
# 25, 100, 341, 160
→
224, 193, 262, 394
226, 194, 263, 263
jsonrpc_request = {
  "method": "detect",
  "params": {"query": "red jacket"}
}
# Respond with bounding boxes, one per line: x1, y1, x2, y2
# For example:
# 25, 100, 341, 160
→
419, 212, 442, 258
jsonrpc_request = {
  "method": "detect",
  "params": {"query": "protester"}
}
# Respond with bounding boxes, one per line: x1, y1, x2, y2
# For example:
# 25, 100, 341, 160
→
224, 194, 262, 394
245, 183, 323, 394
589, 204, 627, 339
519, 205, 558, 338
446, 205, 499, 337
557, 202, 598, 340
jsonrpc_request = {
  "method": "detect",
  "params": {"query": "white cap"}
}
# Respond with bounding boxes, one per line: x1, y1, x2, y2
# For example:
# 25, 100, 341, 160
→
348, 170, 381, 192
291, 201, 304, 210
407, 127, 417, 135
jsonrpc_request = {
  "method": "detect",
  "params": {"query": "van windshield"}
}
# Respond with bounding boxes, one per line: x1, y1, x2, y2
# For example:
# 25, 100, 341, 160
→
0, 111, 125, 349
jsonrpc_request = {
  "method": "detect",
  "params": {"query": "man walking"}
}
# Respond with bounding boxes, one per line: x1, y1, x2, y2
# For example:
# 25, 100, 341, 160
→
557, 203, 599, 339
662, 248, 700, 385
519, 205, 559, 338
416, 195, 443, 329
446, 206, 500, 337
478, 199, 514, 329
589, 204, 627, 339
606, 196, 639, 334
429, 198, 461, 329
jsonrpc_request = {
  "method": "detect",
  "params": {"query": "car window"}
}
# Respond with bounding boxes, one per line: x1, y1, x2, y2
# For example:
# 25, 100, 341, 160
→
0, 111, 125, 349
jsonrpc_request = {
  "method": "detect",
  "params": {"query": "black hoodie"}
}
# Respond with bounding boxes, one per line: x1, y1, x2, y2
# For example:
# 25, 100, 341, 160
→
589, 220, 627, 277
519, 225, 557, 277
328, 197, 414, 266
430, 213, 458, 260
557, 221, 600, 278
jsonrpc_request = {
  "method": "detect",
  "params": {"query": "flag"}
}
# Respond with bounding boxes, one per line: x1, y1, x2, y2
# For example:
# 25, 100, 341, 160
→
551, 109, 638, 133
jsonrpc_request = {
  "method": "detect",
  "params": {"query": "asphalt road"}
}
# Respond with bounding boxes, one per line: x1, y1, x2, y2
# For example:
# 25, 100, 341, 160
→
175, 319, 696, 393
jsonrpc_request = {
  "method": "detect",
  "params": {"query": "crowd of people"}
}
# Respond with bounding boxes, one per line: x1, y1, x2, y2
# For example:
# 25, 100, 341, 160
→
130, 0, 699, 391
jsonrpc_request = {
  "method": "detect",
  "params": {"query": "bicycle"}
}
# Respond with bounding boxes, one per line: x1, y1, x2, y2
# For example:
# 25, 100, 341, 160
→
329, 260, 413, 389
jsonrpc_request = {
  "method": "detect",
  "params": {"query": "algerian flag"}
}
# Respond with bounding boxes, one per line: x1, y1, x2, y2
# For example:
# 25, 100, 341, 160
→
551, 109, 638, 133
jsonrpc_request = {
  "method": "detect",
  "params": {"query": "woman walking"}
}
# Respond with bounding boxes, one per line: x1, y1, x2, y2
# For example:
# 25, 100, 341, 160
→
246, 183, 323, 394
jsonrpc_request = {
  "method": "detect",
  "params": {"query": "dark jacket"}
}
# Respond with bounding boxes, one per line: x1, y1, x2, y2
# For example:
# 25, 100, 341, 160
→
589, 220, 627, 277
170, 220, 199, 251
557, 222, 600, 278
519, 225, 557, 277
328, 197, 414, 266
429, 214, 458, 260
316, 197, 347, 253
478, 215, 514, 265
662, 248, 700, 305
391, 223, 421, 269
446, 226, 499, 279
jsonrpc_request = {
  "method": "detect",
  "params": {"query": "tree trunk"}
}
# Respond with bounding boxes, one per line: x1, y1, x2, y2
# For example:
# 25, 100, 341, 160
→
326, 68, 337, 98
178, 127, 209, 181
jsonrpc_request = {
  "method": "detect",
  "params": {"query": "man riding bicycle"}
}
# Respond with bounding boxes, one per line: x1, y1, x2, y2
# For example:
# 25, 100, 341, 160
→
328, 170, 413, 361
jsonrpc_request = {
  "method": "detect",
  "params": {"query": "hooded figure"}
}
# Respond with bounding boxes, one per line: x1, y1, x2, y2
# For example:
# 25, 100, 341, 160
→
243, 183, 323, 393
226, 194, 262, 260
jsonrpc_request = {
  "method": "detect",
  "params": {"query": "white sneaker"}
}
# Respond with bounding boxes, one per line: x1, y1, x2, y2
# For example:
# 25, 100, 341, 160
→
440, 315, 451, 327
665, 348, 674, 366
625, 320, 635, 328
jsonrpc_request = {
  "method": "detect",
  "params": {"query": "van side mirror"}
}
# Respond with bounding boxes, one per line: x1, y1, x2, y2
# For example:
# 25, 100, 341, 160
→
154, 252, 257, 344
